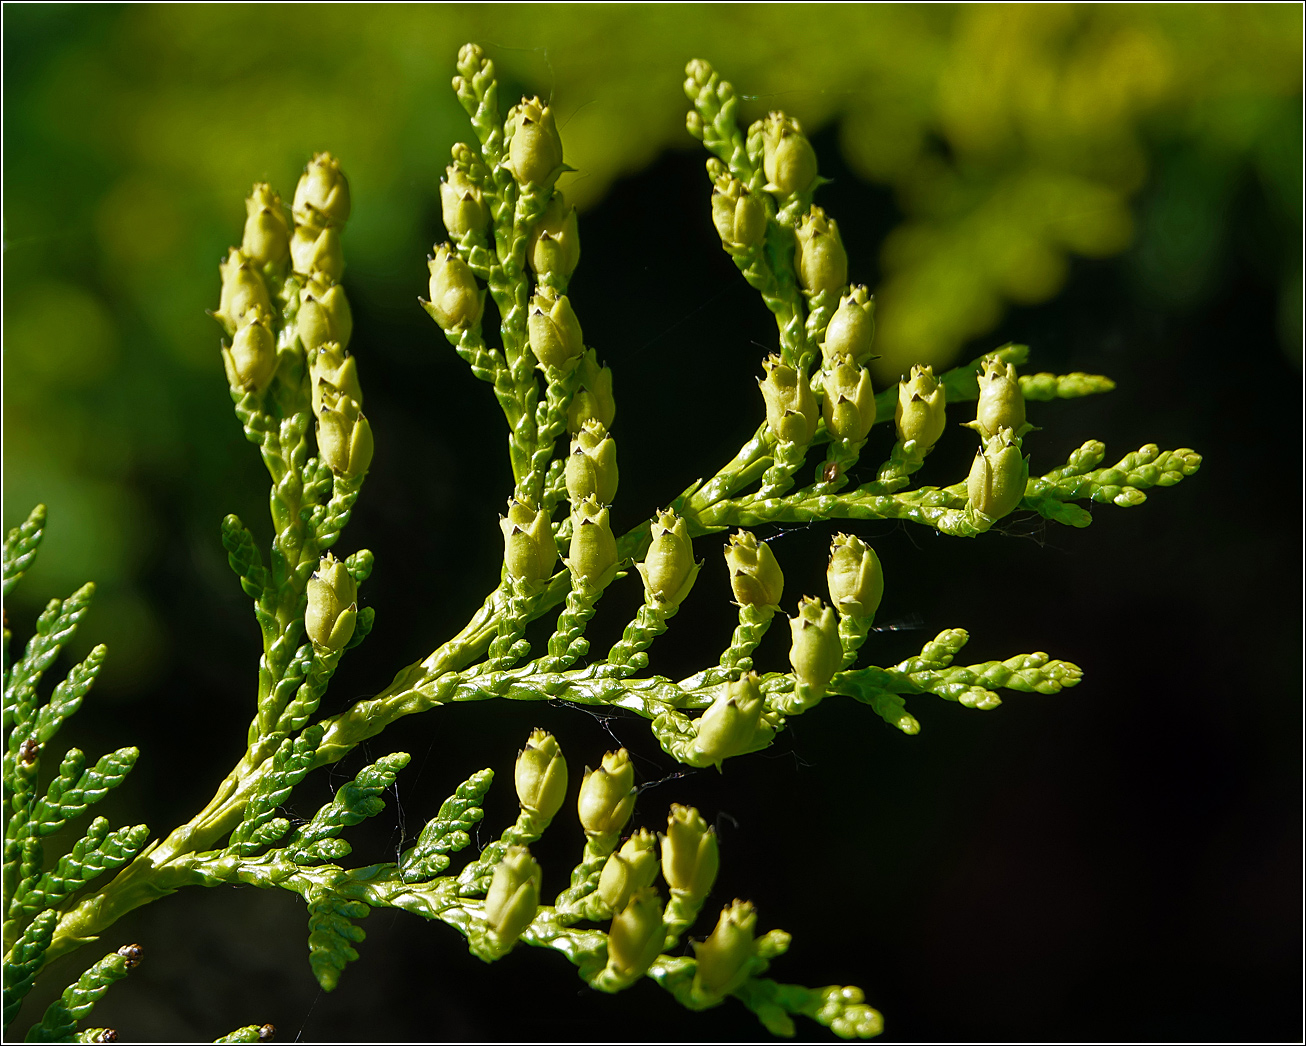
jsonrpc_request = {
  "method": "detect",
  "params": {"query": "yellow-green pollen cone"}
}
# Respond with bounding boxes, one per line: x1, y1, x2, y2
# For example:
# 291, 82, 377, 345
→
895, 364, 947, 451
724, 530, 784, 608
440, 164, 489, 239
692, 899, 758, 998
316, 396, 373, 478
789, 595, 842, 696
528, 192, 580, 278
821, 361, 876, 443
692, 673, 771, 767
290, 224, 344, 283
820, 285, 876, 367
499, 499, 555, 588
507, 96, 564, 188
305, 553, 358, 653
760, 110, 817, 196
637, 510, 698, 607
426, 243, 484, 332
215, 247, 271, 335
566, 350, 616, 433
597, 829, 659, 913
759, 354, 818, 446
567, 496, 619, 589
661, 804, 719, 902
606, 887, 665, 979
514, 728, 568, 822
292, 151, 351, 228
967, 356, 1028, 439
795, 206, 847, 296
528, 288, 585, 370
564, 420, 618, 505
241, 183, 290, 271
221, 305, 276, 393
298, 275, 353, 352
711, 174, 766, 249
483, 845, 542, 945
967, 427, 1029, 521
578, 749, 636, 837
827, 533, 884, 620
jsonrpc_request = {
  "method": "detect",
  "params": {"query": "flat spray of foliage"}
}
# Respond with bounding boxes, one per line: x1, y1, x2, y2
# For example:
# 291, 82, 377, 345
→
2, 46, 1201, 1042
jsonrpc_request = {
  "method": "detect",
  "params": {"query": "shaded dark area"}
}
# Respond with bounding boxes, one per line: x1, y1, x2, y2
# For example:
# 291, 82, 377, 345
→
10, 124, 1302, 1046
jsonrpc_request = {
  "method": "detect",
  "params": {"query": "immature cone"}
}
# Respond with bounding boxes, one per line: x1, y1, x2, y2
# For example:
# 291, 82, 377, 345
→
693, 673, 767, 767
827, 534, 884, 619
661, 804, 719, 902
789, 596, 842, 695
515, 729, 568, 822
895, 365, 947, 451
290, 224, 344, 282
305, 553, 358, 652
969, 357, 1027, 439
221, 305, 276, 392
821, 362, 876, 443
607, 887, 665, 979
724, 531, 783, 608
309, 341, 363, 416
528, 192, 580, 278
795, 207, 847, 296
567, 496, 619, 589
426, 243, 484, 331
293, 152, 351, 227
507, 96, 564, 188
597, 829, 659, 913
693, 900, 758, 997
216, 248, 271, 334
710, 175, 766, 250
316, 396, 373, 477
578, 749, 636, 837
527, 288, 585, 370
967, 427, 1028, 521
761, 111, 817, 195
637, 510, 698, 607
499, 499, 555, 587
440, 165, 489, 238
483, 845, 542, 944
566, 350, 616, 433
759, 355, 818, 446
242, 183, 290, 270
565, 420, 617, 504
821, 286, 876, 366
298, 275, 353, 352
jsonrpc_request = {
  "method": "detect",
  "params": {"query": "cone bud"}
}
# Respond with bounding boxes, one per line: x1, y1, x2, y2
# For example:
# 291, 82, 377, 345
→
795, 207, 847, 295
293, 152, 351, 228
637, 510, 697, 607
290, 224, 344, 282
724, 530, 783, 608
316, 395, 373, 477
693, 900, 758, 997
298, 275, 353, 352
693, 673, 766, 766
483, 845, 542, 944
440, 165, 489, 238
565, 420, 617, 505
242, 183, 290, 270
661, 804, 718, 901
566, 350, 616, 433
567, 496, 619, 589
966, 427, 1028, 521
426, 243, 484, 331
527, 288, 584, 369
578, 749, 636, 837
597, 829, 659, 913
507, 97, 564, 188
827, 534, 883, 619
222, 305, 277, 392
499, 499, 555, 586
761, 111, 817, 195
788, 596, 842, 695
528, 192, 580, 278
821, 286, 876, 366
894, 365, 947, 450
759, 354, 818, 446
515, 729, 568, 822
216, 248, 271, 334
971, 357, 1026, 438
710, 175, 766, 249
607, 887, 665, 979
305, 553, 358, 652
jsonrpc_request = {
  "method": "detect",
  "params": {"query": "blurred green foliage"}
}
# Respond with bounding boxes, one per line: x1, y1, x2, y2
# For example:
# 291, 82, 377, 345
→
3, 4, 1300, 692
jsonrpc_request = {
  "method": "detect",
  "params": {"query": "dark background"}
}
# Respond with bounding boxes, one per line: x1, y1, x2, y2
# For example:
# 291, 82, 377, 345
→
5, 7, 1302, 1043
21, 129, 1303, 1043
